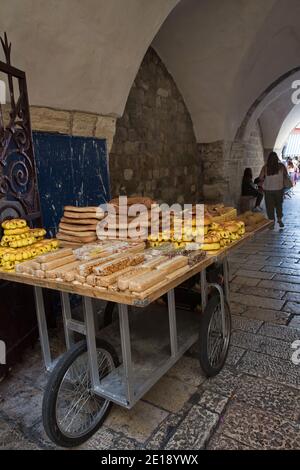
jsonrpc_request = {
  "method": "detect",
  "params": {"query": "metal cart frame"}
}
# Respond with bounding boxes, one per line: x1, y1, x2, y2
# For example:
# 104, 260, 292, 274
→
0, 220, 271, 445
33, 260, 230, 409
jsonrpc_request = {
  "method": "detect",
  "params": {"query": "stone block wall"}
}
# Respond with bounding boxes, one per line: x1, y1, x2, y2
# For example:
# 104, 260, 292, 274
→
1, 104, 116, 151
198, 140, 227, 203
243, 123, 265, 179
199, 122, 264, 206
227, 122, 264, 205
109, 47, 201, 204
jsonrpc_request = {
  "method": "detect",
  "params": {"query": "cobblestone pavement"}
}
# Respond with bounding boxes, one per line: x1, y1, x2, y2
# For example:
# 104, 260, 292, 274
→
1, 190, 300, 450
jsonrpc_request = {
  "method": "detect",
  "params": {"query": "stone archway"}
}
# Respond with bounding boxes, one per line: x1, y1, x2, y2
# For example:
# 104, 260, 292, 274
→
235, 68, 300, 145
222, 69, 300, 206
109, 47, 200, 204
274, 105, 300, 154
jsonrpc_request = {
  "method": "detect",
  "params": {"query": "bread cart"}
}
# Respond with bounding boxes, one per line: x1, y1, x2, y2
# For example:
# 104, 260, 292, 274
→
0, 221, 272, 447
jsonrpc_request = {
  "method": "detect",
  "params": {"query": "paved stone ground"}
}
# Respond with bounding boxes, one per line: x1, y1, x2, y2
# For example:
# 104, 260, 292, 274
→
1, 189, 300, 450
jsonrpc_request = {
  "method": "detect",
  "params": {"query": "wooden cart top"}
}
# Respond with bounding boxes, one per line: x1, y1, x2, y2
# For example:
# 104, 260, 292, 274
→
0, 220, 273, 306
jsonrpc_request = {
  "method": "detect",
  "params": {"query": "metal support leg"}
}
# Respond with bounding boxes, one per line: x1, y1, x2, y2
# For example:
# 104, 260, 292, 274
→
84, 296, 101, 389
92, 298, 99, 333
223, 259, 230, 305
118, 304, 134, 405
208, 283, 227, 334
201, 269, 207, 313
34, 286, 52, 371
167, 289, 178, 357
61, 291, 75, 349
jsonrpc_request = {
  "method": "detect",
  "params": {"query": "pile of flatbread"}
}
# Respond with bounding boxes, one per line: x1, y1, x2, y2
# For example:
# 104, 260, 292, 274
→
57, 206, 105, 246
98, 197, 156, 241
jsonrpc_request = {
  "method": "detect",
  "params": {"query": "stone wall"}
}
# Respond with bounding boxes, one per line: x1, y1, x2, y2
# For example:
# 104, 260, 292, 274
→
199, 122, 264, 206
109, 47, 201, 204
243, 122, 265, 179
198, 141, 226, 203
2, 104, 116, 151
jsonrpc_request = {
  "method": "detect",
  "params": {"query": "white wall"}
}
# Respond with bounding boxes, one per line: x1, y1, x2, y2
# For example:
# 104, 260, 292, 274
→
0, 0, 178, 115
2, 0, 300, 145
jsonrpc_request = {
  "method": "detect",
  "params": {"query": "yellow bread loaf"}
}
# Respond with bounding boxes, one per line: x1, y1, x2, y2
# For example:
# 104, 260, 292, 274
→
201, 242, 220, 251
203, 231, 220, 244
2, 218, 27, 230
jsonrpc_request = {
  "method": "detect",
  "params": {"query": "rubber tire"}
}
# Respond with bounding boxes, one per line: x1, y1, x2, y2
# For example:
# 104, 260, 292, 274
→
199, 291, 231, 377
42, 339, 119, 448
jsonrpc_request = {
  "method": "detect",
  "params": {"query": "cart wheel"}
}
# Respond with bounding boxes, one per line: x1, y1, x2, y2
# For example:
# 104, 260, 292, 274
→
42, 339, 119, 448
199, 290, 231, 377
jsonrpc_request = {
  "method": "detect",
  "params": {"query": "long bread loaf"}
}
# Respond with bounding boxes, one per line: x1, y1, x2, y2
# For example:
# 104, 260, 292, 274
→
96, 266, 149, 288
142, 256, 167, 269
63, 270, 79, 282
77, 251, 130, 276
156, 256, 188, 272
41, 254, 76, 271
129, 270, 166, 292
117, 267, 152, 291
36, 248, 73, 263
45, 261, 80, 279
93, 253, 144, 276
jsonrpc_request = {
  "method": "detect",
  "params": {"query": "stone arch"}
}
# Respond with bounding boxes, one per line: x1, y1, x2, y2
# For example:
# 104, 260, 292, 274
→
274, 105, 300, 153
235, 68, 300, 143
109, 47, 200, 204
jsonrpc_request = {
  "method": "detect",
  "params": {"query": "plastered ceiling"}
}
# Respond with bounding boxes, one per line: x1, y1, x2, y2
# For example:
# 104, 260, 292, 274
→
1, 0, 300, 143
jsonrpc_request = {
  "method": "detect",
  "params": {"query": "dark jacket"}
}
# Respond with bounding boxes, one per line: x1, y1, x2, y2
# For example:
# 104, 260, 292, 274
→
241, 179, 259, 197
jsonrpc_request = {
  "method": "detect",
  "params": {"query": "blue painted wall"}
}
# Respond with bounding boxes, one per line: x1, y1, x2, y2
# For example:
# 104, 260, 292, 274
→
33, 132, 110, 236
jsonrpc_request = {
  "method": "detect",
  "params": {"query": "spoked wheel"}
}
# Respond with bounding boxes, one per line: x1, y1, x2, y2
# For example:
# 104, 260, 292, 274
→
42, 339, 119, 448
199, 290, 231, 377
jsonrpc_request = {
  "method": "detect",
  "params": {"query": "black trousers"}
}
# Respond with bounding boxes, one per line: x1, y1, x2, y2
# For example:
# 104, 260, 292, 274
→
255, 192, 264, 207
264, 190, 283, 221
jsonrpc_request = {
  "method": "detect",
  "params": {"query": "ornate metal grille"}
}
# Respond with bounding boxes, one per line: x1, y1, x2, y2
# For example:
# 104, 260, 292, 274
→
0, 32, 41, 225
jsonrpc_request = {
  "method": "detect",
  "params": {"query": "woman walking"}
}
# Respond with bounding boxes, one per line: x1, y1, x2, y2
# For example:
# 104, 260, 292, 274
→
259, 152, 290, 228
287, 159, 295, 185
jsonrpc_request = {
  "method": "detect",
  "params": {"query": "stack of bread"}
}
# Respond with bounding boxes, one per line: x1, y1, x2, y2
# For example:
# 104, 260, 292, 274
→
98, 197, 156, 241
147, 214, 246, 253
200, 220, 245, 251
148, 214, 209, 249
57, 206, 105, 246
147, 204, 239, 250
237, 211, 268, 232
0, 218, 59, 272
205, 204, 237, 223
